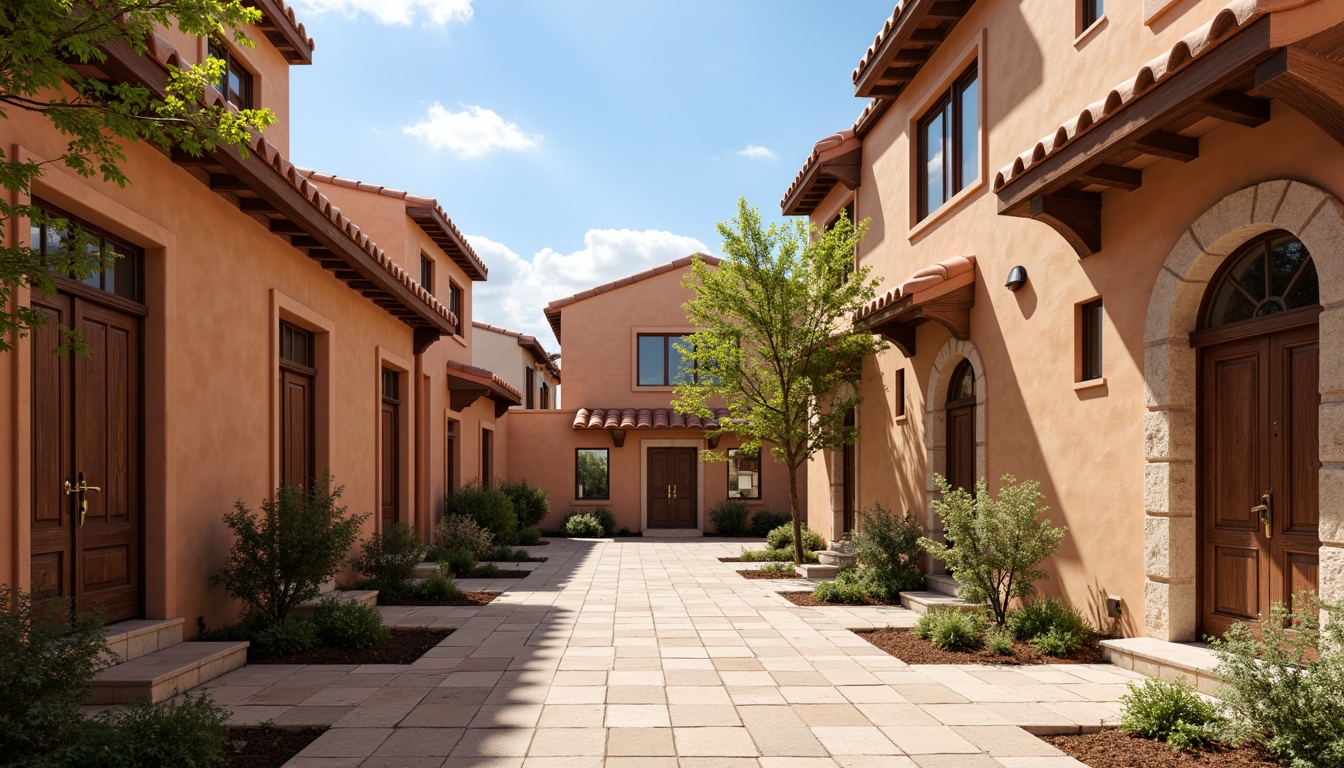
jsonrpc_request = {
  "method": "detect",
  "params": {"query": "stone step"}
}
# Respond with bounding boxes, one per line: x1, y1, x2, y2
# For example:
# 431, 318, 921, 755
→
925, 573, 962, 598
899, 591, 980, 615
88, 641, 248, 704
104, 618, 185, 664
413, 562, 441, 579
293, 589, 378, 620
1100, 638, 1221, 695
816, 550, 857, 568
797, 563, 839, 580
641, 529, 699, 538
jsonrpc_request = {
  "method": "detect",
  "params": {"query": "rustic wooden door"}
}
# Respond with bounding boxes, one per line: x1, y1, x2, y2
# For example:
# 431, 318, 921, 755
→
647, 448, 673, 528
380, 400, 399, 528
668, 448, 697, 528
31, 293, 141, 622
280, 368, 313, 489
1199, 323, 1320, 637
945, 360, 977, 494
841, 409, 856, 533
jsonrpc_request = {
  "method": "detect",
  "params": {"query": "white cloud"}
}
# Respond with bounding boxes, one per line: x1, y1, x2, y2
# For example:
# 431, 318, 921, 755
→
467, 229, 711, 348
737, 144, 775, 159
404, 104, 541, 159
292, 0, 473, 25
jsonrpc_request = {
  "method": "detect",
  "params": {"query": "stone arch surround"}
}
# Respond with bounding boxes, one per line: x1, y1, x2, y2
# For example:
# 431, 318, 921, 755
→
1143, 179, 1344, 641
925, 338, 988, 541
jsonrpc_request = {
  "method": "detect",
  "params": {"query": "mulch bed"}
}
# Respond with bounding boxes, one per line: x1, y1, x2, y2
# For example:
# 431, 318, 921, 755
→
1043, 729, 1278, 768
380, 591, 499, 607
855, 627, 1105, 665
779, 591, 903, 607
224, 726, 325, 767
737, 569, 799, 579
463, 568, 531, 578
246, 628, 451, 665
718, 556, 743, 562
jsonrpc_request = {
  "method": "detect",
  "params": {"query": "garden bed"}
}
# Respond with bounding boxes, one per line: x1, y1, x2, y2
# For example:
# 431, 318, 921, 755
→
225, 726, 326, 768
737, 569, 799, 579
1042, 729, 1277, 768
718, 556, 743, 562
462, 568, 531, 579
855, 627, 1104, 664
780, 591, 902, 607
380, 591, 499, 607
246, 628, 451, 665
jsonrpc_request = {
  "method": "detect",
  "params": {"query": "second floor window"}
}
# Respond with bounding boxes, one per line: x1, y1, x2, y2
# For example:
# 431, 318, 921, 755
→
918, 63, 979, 220
1082, 0, 1104, 30
540, 381, 550, 409
449, 282, 464, 337
420, 255, 434, 293
1080, 298, 1103, 381
207, 42, 253, 110
637, 333, 697, 386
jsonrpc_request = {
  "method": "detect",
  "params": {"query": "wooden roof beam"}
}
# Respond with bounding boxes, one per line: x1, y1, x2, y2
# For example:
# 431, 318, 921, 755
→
1253, 47, 1344, 147
1029, 192, 1102, 258
1194, 91, 1271, 127
1076, 164, 1142, 191
1133, 131, 1200, 162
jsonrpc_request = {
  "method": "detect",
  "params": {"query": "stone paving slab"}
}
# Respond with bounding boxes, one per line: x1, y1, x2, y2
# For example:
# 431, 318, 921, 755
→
192, 538, 1142, 766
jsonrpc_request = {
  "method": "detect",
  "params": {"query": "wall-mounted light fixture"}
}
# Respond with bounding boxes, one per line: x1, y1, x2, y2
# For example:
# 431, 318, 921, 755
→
1004, 265, 1028, 292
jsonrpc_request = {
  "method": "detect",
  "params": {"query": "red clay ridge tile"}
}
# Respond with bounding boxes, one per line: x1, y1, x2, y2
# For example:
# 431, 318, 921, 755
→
856, 255, 976, 320
447, 359, 522, 399
572, 408, 730, 431
781, 100, 890, 214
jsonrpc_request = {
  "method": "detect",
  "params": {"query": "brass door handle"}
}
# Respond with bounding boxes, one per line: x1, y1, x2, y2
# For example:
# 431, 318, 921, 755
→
64, 478, 101, 527
667, 484, 671, 500
1253, 490, 1272, 539
673, 485, 678, 499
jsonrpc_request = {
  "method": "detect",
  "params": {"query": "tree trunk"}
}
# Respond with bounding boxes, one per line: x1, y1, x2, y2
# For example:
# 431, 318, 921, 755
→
788, 462, 804, 566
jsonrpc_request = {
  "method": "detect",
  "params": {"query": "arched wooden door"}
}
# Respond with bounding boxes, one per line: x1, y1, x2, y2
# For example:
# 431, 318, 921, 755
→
1195, 231, 1320, 638
945, 360, 976, 493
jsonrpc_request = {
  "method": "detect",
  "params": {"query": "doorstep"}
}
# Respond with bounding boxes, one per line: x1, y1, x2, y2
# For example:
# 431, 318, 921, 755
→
103, 617, 185, 664
642, 529, 702, 538
898, 591, 980, 615
1100, 637, 1220, 695
88, 641, 248, 704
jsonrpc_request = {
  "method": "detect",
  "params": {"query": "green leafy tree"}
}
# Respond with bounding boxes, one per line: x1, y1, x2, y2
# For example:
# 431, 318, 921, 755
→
674, 199, 884, 564
1, 0, 276, 352
918, 474, 1066, 626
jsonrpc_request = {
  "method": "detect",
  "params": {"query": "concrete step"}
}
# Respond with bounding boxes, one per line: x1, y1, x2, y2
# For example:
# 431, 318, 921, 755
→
103, 618, 185, 664
899, 591, 980, 615
797, 563, 839, 580
642, 529, 700, 538
88, 641, 248, 704
293, 589, 378, 620
1101, 638, 1220, 695
413, 562, 442, 579
925, 573, 962, 598
816, 550, 857, 568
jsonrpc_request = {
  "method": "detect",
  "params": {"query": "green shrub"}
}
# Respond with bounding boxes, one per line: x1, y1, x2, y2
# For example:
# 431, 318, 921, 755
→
710, 501, 750, 536
254, 618, 317, 655
912, 611, 984, 651
350, 522, 424, 599
434, 549, 476, 576
565, 513, 605, 538
851, 505, 924, 598
985, 628, 1014, 656
212, 476, 367, 623
813, 569, 870, 604
446, 480, 517, 545
473, 563, 501, 578
485, 545, 529, 562
432, 513, 495, 559
1029, 627, 1077, 657
77, 692, 228, 768
919, 475, 1066, 626
499, 478, 550, 529
516, 527, 543, 546
312, 599, 389, 650
747, 510, 791, 538
1119, 678, 1220, 750
739, 547, 818, 563
765, 522, 825, 552
1007, 598, 1091, 654
413, 570, 459, 601
1210, 594, 1344, 766
759, 562, 795, 574
564, 508, 615, 537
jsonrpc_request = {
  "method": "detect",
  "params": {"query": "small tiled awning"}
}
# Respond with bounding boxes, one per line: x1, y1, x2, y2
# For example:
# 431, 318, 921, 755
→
447, 361, 522, 418
854, 255, 976, 357
573, 407, 731, 448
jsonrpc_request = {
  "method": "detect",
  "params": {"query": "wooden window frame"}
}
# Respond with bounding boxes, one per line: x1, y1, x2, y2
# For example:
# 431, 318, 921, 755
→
525, 367, 535, 409
419, 254, 434, 294
1079, 298, 1104, 382
448, 281, 464, 338
1081, 0, 1104, 32
540, 381, 550, 409
575, 448, 611, 501
31, 198, 144, 305
726, 448, 762, 501
480, 426, 493, 484
636, 333, 698, 387
207, 41, 254, 110
916, 63, 979, 221
896, 368, 906, 418
445, 418, 458, 496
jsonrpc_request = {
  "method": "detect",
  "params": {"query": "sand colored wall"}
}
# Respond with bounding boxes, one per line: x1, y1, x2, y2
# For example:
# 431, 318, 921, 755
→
804, 0, 1344, 636
472, 327, 560, 408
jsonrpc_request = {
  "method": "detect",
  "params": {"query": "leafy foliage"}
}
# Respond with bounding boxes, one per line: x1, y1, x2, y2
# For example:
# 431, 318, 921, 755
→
312, 600, 389, 650
1119, 678, 1220, 750
851, 505, 925, 597
0, 0, 275, 353
985, 627, 1014, 656
499, 479, 550, 529
912, 610, 984, 651
765, 522, 825, 552
564, 507, 616, 537
747, 510, 791, 538
485, 545, 529, 562
1007, 597, 1091, 656
433, 549, 476, 577
672, 200, 884, 563
412, 570, 460, 601
710, 500, 751, 536
759, 562, 795, 574
433, 513, 495, 560
72, 693, 228, 768
565, 513, 605, 538
1210, 594, 1344, 767
211, 477, 367, 623
254, 618, 316, 656
918, 475, 1066, 626
740, 547, 819, 563
351, 522, 424, 599
813, 569, 871, 604
516, 527, 543, 546
447, 480, 517, 545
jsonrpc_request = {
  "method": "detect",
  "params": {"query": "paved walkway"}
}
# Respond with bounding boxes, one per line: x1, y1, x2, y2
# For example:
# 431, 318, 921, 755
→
201, 538, 1142, 767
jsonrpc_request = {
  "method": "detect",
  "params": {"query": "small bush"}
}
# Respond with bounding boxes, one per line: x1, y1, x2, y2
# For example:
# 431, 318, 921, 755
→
565, 513, 605, 538
1119, 678, 1220, 750
1029, 627, 1076, 657
852, 505, 924, 598
516, 527, 543, 546
710, 501, 750, 536
813, 569, 870, 604
759, 562, 795, 574
500, 478, 550, 529
985, 628, 1014, 656
747, 510, 791, 538
485, 545, 529, 562
765, 522, 825, 552
254, 618, 317, 655
473, 563, 501, 578
912, 611, 984, 651
434, 549, 476, 576
351, 522, 424, 599
446, 480, 517, 545
739, 547, 819, 563
564, 508, 616, 537
413, 570, 459, 601
1007, 597, 1091, 654
313, 600, 390, 650
80, 692, 228, 768
432, 513, 495, 559
212, 477, 367, 623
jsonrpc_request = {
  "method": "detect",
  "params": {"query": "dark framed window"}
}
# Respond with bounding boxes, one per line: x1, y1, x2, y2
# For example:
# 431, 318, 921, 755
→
1080, 299, 1104, 381
207, 41, 254, 109
637, 333, 698, 386
31, 200, 142, 303
420, 254, 434, 293
828, 201, 857, 282
540, 381, 550, 409
1203, 231, 1317, 329
449, 282, 464, 337
575, 448, 610, 500
481, 427, 493, 483
1082, 0, 1104, 30
382, 368, 400, 399
896, 369, 906, 417
917, 63, 979, 220
727, 448, 761, 500
280, 322, 315, 369
445, 419, 458, 496
525, 367, 535, 409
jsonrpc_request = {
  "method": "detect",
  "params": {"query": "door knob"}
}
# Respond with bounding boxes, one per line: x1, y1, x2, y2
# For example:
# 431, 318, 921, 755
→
1252, 490, 1272, 539
64, 474, 101, 527
673, 485, 678, 499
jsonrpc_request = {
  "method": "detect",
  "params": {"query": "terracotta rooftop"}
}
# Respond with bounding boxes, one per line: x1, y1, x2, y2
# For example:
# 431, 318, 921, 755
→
447, 360, 522, 399
993, 0, 1319, 194
302, 171, 488, 281
856, 255, 976, 321
573, 407, 730, 431
249, 0, 316, 64
472, 321, 560, 380
781, 100, 890, 215
543, 253, 722, 344
852, 0, 976, 99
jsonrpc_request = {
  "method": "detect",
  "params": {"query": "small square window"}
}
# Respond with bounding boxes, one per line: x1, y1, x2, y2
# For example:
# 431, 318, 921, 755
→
1080, 298, 1104, 381
576, 448, 610, 500
636, 334, 697, 386
727, 448, 761, 500
207, 42, 254, 110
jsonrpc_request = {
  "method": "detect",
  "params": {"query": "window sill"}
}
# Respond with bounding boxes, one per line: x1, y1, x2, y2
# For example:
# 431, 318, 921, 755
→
1073, 377, 1107, 392
1075, 15, 1107, 47
450, 333, 467, 348
894, 414, 909, 425
909, 178, 984, 241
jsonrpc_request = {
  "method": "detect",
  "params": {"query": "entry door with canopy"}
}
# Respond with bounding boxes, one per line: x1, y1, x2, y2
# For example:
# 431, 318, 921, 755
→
648, 447, 697, 528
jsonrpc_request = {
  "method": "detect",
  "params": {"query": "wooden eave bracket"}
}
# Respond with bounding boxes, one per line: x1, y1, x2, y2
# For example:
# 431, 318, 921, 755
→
414, 327, 440, 355
449, 385, 489, 415
863, 284, 975, 357
1029, 192, 1102, 258
707, 434, 722, 450
609, 429, 627, 448
1252, 47, 1344, 147
853, 0, 975, 98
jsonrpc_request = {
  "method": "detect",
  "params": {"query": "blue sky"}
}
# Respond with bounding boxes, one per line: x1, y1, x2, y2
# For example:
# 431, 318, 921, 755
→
287, 0, 893, 347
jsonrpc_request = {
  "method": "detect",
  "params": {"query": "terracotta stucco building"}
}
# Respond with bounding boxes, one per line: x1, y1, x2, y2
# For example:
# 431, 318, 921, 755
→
789, 0, 1344, 640
472, 321, 562, 410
